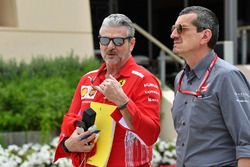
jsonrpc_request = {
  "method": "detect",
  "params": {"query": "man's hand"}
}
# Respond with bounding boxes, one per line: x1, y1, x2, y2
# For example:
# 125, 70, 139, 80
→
93, 74, 128, 106
238, 158, 250, 167
64, 128, 98, 153
94, 74, 133, 129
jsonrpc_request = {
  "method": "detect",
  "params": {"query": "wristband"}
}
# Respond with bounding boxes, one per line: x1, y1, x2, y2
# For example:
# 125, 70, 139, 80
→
117, 100, 129, 110
62, 138, 71, 153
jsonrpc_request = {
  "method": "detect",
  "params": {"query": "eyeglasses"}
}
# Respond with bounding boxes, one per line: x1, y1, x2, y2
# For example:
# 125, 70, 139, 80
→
172, 24, 208, 34
171, 24, 189, 34
98, 36, 132, 46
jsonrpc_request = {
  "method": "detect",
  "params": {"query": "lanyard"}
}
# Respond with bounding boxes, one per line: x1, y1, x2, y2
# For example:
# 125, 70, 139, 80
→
177, 55, 218, 97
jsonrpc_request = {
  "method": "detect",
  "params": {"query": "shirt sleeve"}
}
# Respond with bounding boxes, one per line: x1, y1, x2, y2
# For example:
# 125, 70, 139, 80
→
54, 77, 95, 164
219, 70, 250, 159
127, 74, 162, 146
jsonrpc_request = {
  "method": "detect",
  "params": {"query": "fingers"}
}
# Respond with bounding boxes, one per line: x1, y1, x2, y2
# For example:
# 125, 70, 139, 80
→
80, 142, 95, 152
99, 76, 119, 89
92, 74, 122, 102
76, 127, 84, 134
68, 130, 98, 152
67, 128, 99, 152
93, 134, 99, 144
92, 81, 108, 94
107, 74, 116, 80
78, 132, 98, 152
92, 85, 102, 93
71, 128, 81, 137
106, 75, 118, 85
79, 131, 93, 141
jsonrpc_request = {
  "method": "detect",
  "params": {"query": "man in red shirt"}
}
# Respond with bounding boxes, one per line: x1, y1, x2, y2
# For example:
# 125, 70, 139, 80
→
54, 13, 162, 167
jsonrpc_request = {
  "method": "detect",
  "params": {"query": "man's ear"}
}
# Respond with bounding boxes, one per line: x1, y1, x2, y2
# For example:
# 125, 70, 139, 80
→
130, 37, 136, 52
200, 29, 212, 45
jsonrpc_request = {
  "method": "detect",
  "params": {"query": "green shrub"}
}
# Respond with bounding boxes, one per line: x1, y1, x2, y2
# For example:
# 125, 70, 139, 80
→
0, 53, 101, 142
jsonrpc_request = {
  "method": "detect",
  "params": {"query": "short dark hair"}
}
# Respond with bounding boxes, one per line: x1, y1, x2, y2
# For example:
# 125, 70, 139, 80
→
179, 6, 219, 49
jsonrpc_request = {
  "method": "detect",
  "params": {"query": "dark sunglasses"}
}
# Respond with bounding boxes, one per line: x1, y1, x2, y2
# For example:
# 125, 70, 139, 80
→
171, 24, 189, 34
98, 36, 132, 46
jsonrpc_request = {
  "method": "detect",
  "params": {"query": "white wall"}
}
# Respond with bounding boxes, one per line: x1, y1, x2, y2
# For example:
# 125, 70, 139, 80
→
16, 0, 92, 32
0, 28, 93, 62
159, 87, 177, 142
0, 0, 94, 62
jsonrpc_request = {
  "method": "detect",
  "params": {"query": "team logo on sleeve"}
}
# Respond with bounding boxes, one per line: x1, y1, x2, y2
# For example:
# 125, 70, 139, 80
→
81, 86, 97, 99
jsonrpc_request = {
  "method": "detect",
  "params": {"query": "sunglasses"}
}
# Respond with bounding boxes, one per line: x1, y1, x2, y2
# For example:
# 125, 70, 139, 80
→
171, 24, 189, 34
98, 36, 132, 46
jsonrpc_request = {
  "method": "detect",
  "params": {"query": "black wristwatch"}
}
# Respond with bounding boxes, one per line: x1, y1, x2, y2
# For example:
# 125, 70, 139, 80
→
61, 138, 71, 153
117, 100, 129, 110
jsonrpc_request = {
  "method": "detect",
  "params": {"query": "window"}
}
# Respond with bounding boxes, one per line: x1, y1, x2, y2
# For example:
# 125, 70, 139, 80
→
0, 0, 18, 27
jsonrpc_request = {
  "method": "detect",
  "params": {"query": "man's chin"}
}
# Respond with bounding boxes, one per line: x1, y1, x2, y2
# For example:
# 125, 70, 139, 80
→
172, 50, 184, 58
105, 59, 119, 65
172, 49, 179, 55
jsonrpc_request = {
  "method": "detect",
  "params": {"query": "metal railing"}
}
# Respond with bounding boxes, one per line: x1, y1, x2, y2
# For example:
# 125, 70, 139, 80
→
133, 23, 183, 64
132, 23, 250, 86
238, 25, 250, 64
133, 23, 184, 86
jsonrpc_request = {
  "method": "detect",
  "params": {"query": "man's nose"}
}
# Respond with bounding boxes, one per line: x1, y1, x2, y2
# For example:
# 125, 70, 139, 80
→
107, 40, 116, 48
170, 29, 178, 39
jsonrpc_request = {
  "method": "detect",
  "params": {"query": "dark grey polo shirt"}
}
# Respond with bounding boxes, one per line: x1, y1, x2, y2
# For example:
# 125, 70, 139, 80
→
171, 51, 250, 167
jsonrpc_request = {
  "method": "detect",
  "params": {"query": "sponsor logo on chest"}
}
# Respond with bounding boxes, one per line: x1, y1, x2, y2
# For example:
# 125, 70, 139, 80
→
81, 86, 97, 99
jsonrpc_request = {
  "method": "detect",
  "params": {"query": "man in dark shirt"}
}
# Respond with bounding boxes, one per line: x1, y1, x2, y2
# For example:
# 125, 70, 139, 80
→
171, 6, 250, 167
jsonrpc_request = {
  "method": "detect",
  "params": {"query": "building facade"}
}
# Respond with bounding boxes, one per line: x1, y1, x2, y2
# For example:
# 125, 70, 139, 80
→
0, 0, 94, 62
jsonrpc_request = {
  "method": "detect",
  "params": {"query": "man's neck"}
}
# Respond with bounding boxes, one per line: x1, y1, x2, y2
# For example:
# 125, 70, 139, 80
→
185, 49, 212, 69
105, 65, 121, 78
105, 56, 130, 78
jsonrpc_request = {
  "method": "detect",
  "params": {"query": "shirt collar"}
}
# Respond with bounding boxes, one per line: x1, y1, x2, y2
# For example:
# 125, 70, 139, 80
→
184, 50, 216, 80
119, 56, 136, 77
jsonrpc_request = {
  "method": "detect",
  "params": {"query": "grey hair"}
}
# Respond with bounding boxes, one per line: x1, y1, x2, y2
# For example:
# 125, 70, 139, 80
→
100, 14, 135, 37
179, 6, 219, 49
